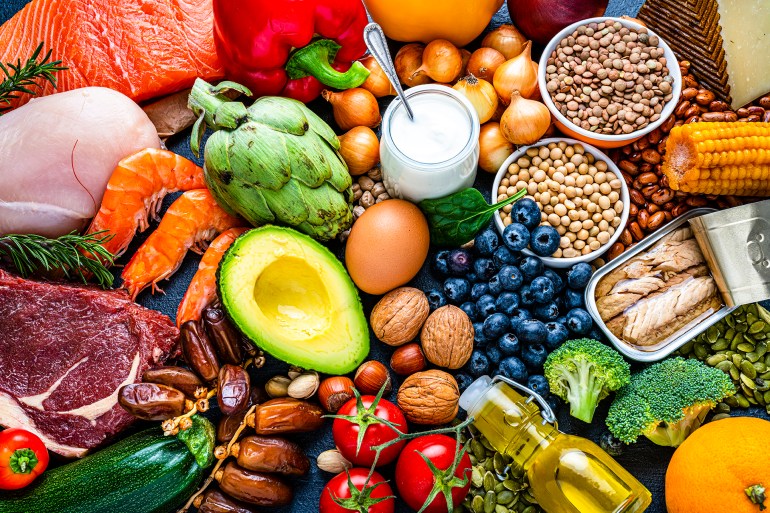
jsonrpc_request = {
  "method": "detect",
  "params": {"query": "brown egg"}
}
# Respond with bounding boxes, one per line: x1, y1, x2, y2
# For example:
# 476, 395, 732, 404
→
345, 199, 430, 295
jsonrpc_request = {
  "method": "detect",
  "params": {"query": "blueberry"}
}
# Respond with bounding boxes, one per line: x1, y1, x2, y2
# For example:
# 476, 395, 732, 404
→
566, 307, 593, 335
511, 198, 541, 231
502, 223, 531, 252
527, 375, 550, 397
432, 250, 451, 277
509, 308, 531, 333
563, 287, 585, 310
554, 316, 568, 326
588, 327, 607, 343
447, 249, 474, 276
500, 356, 529, 383
471, 282, 490, 302
519, 256, 544, 280
483, 313, 510, 340
467, 350, 490, 377
444, 277, 470, 303
493, 246, 518, 267
474, 258, 497, 281
466, 272, 480, 283
474, 227, 500, 256
516, 319, 548, 344
476, 294, 497, 318
522, 343, 548, 370
530, 225, 561, 257
520, 285, 537, 306
533, 301, 560, 321
486, 345, 502, 366
426, 289, 447, 311
488, 275, 503, 296
498, 265, 524, 291
473, 322, 489, 347
530, 276, 556, 303
545, 394, 562, 413
495, 291, 521, 315
566, 262, 593, 289
542, 269, 565, 293
544, 322, 569, 350
460, 301, 479, 321
455, 373, 474, 392
497, 333, 521, 356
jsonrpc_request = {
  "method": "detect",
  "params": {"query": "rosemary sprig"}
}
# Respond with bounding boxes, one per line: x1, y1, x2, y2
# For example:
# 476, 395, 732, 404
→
0, 231, 115, 288
0, 42, 66, 111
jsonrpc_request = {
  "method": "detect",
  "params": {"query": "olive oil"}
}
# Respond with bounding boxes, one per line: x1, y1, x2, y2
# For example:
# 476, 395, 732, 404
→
460, 377, 651, 513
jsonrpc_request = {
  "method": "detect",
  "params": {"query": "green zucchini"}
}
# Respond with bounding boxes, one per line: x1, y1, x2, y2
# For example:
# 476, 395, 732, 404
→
0, 415, 215, 513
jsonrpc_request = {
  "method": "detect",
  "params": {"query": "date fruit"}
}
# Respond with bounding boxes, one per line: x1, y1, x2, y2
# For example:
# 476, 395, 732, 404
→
194, 488, 259, 513
142, 366, 203, 398
230, 436, 309, 476
218, 364, 251, 416
215, 462, 293, 507
181, 320, 220, 383
118, 383, 186, 421
247, 398, 324, 435
203, 306, 243, 365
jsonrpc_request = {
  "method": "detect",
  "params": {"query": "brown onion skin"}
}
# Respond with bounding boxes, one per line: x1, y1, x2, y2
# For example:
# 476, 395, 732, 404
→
467, 48, 506, 82
507, 0, 609, 45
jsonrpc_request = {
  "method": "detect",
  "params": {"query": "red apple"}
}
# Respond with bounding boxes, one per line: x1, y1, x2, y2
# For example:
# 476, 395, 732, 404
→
507, 0, 610, 45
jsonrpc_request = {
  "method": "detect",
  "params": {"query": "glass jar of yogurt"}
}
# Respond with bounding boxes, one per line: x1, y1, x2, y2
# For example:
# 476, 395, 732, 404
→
380, 84, 480, 203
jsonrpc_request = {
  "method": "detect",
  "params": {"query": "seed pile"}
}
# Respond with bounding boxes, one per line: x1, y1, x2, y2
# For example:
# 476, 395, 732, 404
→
497, 142, 624, 258
545, 20, 674, 135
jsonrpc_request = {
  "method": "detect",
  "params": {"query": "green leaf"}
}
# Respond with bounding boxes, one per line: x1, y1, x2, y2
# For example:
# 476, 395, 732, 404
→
177, 415, 215, 468
419, 188, 528, 247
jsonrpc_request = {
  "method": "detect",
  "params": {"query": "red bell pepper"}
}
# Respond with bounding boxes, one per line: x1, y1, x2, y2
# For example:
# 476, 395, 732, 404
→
213, 0, 370, 103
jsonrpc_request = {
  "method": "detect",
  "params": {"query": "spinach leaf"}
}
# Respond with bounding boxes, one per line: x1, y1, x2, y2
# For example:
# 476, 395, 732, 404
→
419, 188, 527, 247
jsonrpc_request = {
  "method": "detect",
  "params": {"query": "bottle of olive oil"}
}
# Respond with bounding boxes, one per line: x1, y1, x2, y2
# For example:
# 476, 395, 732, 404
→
459, 376, 651, 513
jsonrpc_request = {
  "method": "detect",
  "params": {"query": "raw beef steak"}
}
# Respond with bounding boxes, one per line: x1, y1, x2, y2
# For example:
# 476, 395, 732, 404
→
0, 269, 178, 457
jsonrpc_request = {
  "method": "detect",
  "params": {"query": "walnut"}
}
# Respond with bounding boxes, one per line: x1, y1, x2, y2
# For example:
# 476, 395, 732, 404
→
420, 305, 474, 369
397, 370, 459, 425
370, 287, 429, 346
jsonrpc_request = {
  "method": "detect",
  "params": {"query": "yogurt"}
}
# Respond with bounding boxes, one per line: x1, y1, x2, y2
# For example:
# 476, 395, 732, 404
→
380, 85, 480, 203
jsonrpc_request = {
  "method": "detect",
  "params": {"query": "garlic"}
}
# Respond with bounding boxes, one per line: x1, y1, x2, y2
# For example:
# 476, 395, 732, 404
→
265, 375, 291, 398
288, 371, 320, 399
317, 449, 353, 474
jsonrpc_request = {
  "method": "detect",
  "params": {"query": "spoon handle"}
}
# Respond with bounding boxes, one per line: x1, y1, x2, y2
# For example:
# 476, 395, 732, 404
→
363, 23, 414, 121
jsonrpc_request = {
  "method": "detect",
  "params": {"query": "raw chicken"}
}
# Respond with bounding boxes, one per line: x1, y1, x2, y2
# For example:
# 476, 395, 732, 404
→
0, 87, 160, 237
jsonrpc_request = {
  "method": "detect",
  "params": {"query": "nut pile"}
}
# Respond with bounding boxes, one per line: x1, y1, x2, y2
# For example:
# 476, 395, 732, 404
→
497, 142, 624, 258
545, 20, 674, 135
340, 167, 391, 242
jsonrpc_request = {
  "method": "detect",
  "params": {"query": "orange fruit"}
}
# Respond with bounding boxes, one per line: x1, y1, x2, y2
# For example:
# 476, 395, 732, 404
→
666, 417, 770, 513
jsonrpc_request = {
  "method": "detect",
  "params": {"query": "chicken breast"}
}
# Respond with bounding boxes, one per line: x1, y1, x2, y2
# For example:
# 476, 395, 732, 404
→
0, 87, 160, 237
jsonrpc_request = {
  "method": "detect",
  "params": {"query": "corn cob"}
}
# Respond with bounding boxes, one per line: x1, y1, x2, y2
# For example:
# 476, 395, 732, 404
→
662, 122, 770, 195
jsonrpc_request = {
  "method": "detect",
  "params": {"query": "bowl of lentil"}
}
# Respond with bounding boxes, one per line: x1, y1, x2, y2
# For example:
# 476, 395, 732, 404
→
493, 138, 629, 268
538, 17, 681, 149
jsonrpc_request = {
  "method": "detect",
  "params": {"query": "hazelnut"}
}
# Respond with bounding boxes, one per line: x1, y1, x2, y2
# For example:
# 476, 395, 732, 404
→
370, 287, 430, 346
389, 343, 427, 376
317, 449, 352, 474
354, 361, 391, 395
318, 376, 355, 413
420, 305, 474, 369
397, 369, 459, 425
287, 371, 320, 400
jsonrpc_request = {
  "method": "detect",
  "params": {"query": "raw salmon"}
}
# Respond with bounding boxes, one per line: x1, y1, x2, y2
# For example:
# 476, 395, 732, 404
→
0, 0, 224, 107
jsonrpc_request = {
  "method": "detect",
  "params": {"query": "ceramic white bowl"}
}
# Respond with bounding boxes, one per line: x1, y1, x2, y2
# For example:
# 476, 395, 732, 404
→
492, 138, 630, 269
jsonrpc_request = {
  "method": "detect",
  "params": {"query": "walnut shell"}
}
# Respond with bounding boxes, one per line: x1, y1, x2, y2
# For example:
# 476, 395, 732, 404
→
370, 287, 430, 346
397, 369, 459, 425
420, 305, 474, 369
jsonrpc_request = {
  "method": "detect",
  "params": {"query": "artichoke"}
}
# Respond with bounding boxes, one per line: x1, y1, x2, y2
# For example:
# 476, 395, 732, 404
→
188, 79, 353, 241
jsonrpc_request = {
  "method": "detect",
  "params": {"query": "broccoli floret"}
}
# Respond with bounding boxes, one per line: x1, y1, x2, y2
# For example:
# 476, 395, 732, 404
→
606, 357, 735, 447
543, 338, 630, 423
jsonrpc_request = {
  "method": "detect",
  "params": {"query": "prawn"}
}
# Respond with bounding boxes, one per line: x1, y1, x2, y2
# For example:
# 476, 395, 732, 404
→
87, 148, 206, 258
176, 226, 249, 327
121, 189, 242, 299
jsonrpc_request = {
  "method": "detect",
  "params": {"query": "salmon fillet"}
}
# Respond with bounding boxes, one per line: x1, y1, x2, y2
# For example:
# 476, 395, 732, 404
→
0, 0, 224, 107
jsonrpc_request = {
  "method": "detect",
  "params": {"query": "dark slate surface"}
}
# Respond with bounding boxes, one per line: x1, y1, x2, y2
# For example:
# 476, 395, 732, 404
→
3, 1, 768, 513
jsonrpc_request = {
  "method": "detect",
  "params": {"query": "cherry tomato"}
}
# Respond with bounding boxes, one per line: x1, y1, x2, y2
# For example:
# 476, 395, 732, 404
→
319, 468, 395, 513
333, 395, 407, 467
395, 434, 472, 513
0, 428, 49, 490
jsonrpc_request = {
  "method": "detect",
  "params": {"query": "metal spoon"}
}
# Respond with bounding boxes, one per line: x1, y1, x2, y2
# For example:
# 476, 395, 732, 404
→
363, 23, 414, 121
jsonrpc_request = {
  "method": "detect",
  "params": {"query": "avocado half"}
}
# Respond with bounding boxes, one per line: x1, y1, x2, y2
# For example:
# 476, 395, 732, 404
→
218, 226, 369, 374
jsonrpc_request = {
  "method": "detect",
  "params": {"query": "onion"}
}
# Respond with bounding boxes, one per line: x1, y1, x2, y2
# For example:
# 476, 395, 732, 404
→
460, 49, 472, 76
338, 126, 380, 176
481, 24, 528, 60
493, 41, 537, 104
395, 43, 432, 87
467, 48, 506, 82
478, 122, 514, 173
411, 39, 463, 83
507, 0, 609, 45
360, 56, 396, 97
453, 74, 499, 124
500, 91, 551, 145
529, 61, 542, 101
321, 88, 381, 131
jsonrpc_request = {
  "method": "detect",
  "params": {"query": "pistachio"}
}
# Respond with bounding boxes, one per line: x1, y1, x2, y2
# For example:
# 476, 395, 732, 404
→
265, 375, 291, 398
316, 449, 352, 474
288, 371, 320, 399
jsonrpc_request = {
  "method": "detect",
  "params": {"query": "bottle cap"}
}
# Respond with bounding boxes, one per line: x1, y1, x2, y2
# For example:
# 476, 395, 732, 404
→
459, 375, 492, 415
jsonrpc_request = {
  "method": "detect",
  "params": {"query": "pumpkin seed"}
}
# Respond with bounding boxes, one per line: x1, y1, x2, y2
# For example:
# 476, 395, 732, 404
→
711, 413, 730, 421
481, 437, 495, 452
741, 360, 758, 379
472, 467, 484, 488
726, 315, 736, 328
495, 482, 506, 494
498, 490, 515, 505
472, 494, 485, 513
493, 453, 506, 474
679, 341, 695, 354
757, 378, 770, 392
757, 342, 768, 358
711, 338, 729, 351
741, 373, 757, 389
472, 440, 486, 461
715, 402, 730, 413
724, 395, 740, 407
754, 389, 765, 404
484, 491, 496, 513
693, 342, 709, 359
766, 404, 770, 416
746, 351, 761, 363
736, 393, 751, 408
716, 360, 733, 374
738, 342, 756, 353
730, 365, 741, 382
522, 490, 537, 504
732, 353, 744, 367
484, 471, 497, 492
764, 390, 770, 404
522, 505, 538, 513
707, 353, 729, 366
494, 505, 508, 513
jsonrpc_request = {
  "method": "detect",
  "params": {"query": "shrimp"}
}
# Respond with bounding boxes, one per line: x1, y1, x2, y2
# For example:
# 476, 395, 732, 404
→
121, 189, 242, 299
176, 227, 249, 326
86, 148, 206, 258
